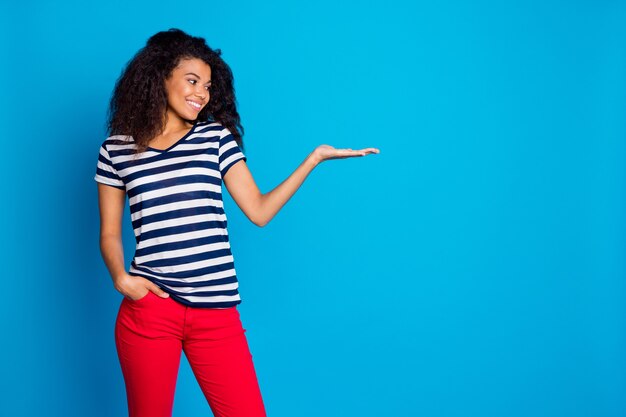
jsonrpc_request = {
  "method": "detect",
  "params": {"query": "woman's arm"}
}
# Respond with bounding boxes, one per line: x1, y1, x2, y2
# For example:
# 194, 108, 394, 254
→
223, 144, 379, 227
97, 184, 128, 281
97, 183, 169, 299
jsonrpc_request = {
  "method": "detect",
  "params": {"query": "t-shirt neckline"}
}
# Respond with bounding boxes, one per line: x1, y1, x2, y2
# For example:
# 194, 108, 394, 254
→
146, 120, 199, 153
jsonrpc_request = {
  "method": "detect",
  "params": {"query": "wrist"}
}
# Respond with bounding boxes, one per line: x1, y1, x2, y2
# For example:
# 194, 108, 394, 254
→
307, 151, 321, 167
112, 271, 128, 284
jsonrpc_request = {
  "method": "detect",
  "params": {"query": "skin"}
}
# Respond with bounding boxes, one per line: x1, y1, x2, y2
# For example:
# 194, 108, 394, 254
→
98, 58, 380, 301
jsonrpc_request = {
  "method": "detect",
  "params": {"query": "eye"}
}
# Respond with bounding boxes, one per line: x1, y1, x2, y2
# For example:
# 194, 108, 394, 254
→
188, 79, 196, 85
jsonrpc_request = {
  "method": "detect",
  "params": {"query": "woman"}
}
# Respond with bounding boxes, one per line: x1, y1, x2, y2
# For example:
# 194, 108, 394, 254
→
94, 28, 379, 417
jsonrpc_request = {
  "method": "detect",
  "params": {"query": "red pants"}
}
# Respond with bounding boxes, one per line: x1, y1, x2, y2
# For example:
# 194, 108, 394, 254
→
114, 291, 267, 417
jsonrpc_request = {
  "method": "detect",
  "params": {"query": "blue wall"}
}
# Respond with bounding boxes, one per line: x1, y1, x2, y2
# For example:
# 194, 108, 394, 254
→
1, 1, 624, 416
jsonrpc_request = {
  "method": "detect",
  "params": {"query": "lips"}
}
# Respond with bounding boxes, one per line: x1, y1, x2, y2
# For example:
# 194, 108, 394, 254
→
186, 100, 202, 112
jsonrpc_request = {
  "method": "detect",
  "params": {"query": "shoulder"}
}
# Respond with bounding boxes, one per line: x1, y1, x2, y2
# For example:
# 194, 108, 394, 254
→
196, 119, 223, 128
101, 134, 133, 148
98, 135, 134, 160
195, 120, 230, 139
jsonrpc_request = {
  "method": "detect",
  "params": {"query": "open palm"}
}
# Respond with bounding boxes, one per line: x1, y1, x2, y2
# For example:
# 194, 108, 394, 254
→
314, 144, 380, 163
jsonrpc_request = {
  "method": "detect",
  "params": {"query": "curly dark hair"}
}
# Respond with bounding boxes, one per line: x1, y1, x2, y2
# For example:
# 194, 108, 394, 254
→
106, 28, 245, 155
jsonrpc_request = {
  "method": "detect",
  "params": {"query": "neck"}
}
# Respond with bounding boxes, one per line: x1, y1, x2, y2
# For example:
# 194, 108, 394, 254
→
162, 110, 193, 135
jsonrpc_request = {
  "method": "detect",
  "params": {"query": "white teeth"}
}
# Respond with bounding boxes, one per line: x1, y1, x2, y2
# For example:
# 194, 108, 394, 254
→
187, 100, 201, 109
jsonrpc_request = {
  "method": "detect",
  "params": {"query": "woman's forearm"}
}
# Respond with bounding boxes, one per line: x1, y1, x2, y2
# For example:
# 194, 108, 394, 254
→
256, 152, 320, 227
99, 234, 127, 283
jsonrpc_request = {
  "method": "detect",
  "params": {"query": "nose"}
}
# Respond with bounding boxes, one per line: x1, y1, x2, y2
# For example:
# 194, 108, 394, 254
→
196, 85, 208, 100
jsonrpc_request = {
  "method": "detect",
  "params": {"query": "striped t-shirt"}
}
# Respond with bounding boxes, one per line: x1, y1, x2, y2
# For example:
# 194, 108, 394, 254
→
94, 120, 247, 308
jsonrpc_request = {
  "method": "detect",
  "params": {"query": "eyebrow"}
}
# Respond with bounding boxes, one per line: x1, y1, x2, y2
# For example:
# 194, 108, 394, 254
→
185, 72, 212, 84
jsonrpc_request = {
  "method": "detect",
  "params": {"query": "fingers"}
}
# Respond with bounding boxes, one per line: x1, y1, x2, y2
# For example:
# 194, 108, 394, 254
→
342, 147, 380, 154
344, 148, 380, 157
330, 149, 372, 159
150, 283, 170, 298
339, 150, 364, 158
155, 286, 170, 298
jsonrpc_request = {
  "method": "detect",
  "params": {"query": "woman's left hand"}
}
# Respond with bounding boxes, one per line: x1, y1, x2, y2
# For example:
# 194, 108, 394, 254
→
312, 145, 380, 164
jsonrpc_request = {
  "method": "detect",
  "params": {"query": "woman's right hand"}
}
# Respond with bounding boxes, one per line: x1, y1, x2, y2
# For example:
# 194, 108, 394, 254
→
113, 273, 170, 301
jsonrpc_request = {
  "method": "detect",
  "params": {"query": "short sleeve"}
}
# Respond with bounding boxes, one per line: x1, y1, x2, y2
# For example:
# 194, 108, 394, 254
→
94, 141, 125, 190
219, 128, 247, 177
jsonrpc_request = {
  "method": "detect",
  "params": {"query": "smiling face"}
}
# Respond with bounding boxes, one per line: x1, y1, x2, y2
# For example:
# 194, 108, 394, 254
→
164, 57, 212, 123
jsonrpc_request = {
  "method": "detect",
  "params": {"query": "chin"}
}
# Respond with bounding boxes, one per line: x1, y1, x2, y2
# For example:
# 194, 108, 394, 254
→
182, 110, 198, 121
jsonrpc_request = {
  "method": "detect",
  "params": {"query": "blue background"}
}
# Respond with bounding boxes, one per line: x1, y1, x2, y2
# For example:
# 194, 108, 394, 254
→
1, 1, 624, 416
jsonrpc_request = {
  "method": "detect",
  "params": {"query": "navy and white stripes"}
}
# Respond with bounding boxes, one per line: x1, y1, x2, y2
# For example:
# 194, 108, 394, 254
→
94, 121, 247, 308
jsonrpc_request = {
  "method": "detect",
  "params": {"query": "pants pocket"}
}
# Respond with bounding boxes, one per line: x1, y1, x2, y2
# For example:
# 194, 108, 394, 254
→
127, 290, 153, 304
